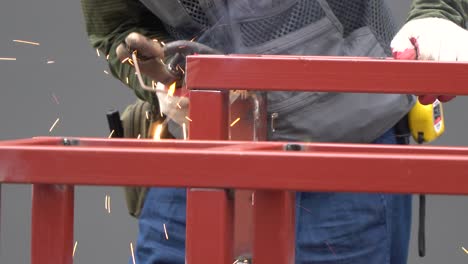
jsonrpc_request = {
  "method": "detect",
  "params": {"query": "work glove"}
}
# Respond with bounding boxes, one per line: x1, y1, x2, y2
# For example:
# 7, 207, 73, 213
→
390, 17, 468, 105
116, 32, 223, 126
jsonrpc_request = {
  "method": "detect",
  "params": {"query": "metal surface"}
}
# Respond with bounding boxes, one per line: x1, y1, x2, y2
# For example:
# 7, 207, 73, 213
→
186, 55, 468, 95
31, 184, 74, 264
2, 138, 468, 194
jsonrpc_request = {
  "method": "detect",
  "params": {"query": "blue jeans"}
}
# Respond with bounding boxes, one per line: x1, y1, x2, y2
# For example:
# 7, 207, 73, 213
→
132, 128, 412, 264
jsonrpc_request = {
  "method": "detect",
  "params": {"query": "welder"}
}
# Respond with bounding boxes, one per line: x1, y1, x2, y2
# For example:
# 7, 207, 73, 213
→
80, 0, 468, 263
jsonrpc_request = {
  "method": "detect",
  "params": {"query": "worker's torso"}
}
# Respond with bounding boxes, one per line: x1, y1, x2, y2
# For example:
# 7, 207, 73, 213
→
141, 0, 415, 143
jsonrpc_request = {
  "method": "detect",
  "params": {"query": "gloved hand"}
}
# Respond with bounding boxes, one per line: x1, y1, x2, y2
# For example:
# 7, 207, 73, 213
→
116, 32, 241, 127
390, 17, 468, 105
116, 32, 178, 85
116, 32, 189, 125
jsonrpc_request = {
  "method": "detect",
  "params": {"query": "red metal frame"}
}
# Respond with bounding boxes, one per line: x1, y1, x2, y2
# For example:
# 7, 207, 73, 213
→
2, 55, 468, 264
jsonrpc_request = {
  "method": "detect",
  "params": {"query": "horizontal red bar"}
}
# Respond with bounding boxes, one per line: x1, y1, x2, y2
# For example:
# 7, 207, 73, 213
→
186, 55, 468, 95
0, 137, 61, 146
2, 138, 468, 195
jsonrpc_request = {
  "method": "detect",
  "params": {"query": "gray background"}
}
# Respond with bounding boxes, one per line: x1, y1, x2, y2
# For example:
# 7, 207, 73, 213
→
0, 0, 467, 263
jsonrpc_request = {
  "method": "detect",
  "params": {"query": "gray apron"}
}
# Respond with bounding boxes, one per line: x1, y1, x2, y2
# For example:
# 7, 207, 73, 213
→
140, 0, 416, 143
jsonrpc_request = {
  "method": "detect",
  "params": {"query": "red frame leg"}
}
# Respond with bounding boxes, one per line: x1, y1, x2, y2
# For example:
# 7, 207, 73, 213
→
187, 90, 233, 264
186, 189, 234, 264
253, 191, 295, 264
31, 184, 74, 264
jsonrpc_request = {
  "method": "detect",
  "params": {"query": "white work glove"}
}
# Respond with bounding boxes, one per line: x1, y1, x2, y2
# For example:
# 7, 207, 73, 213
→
390, 17, 468, 105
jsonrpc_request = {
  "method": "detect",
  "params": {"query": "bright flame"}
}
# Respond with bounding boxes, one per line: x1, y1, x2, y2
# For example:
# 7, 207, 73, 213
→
168, 82, 176, 97
153, 124, 163, 140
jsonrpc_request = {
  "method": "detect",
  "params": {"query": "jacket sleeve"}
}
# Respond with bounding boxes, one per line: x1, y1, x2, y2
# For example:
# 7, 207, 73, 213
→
80, 0, 173, 104
407, 0, 468, 28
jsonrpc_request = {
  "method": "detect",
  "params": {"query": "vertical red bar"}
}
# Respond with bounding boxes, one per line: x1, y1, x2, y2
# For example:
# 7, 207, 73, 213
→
189, 90, 229, 140
187, 90, 233, 264
186, 189, 233, 264
31, 184, 74, 264
253, 191, 295, 264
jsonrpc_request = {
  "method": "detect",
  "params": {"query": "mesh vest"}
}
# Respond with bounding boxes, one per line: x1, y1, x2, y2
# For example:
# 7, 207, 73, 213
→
140, 0, 415, 143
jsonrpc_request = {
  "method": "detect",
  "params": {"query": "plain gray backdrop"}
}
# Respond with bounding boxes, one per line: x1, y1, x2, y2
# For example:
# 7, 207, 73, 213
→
1, 0, 467, 263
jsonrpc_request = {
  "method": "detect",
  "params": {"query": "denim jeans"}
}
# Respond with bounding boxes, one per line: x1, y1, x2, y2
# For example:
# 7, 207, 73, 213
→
132, 128, 412, 264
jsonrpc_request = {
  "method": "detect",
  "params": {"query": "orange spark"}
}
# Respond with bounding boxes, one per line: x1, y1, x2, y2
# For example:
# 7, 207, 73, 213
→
130, 243, 136, 264
163, 223, 169, 240
0, 57, 16, 61
230, 117, 241, 127
51, 93, 59, 104
108, 130, 115, 138
176, 103, 182, 109
462, 246, 468, 254
121, 57, 130, 64
185, 116, 192, 122
104, 70, 109, 75
126, 77, 129, 84
182, 123, 187, 140
137, 134, 141, 139
160, 41, 166, 46
96, 48, 101, 57
107, 196, 111, 214
49, 118, 60, 132
105, 195, 108, 210
176, 65, 185, 74
12, 39, 40, 46
46, 60, 55, 64
106, 54, 109, 60
72, 241, 78, 257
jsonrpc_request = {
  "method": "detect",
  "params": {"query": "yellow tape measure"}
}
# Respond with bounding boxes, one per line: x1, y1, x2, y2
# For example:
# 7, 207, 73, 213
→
408, 98, 445, 143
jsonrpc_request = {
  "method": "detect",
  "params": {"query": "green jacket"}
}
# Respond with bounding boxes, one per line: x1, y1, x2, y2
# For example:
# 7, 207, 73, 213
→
80, 0, 468, 105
